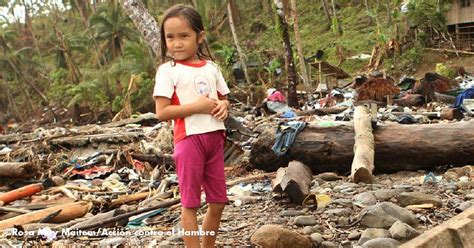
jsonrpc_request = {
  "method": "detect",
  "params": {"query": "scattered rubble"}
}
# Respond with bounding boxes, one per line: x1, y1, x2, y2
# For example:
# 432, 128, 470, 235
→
0, 69, 473, 246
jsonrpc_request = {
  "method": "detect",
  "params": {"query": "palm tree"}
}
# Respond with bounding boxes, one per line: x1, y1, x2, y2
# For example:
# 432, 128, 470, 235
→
89, 1, 139, 61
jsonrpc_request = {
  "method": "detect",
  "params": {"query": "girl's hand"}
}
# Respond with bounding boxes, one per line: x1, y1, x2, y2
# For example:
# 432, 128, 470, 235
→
211, 100, 229, 121
194, 93, 218, 114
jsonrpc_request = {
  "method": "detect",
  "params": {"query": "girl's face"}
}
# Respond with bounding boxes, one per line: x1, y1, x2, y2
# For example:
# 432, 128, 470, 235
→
164, 17, 204, 63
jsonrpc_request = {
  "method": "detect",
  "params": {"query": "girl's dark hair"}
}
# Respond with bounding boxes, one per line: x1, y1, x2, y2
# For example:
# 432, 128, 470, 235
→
160, 5, 214, 64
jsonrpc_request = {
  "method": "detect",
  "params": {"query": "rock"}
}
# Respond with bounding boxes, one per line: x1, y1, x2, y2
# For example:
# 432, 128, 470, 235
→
374, 189, 400, 201
317, 172, 343, 181
348, 231, 361, 240
302, 226, 319, 235
338, 216, 349, 226
396, 192, 443, 207
389, 220, 420, 241
353, 192, 377, 206
332, 199, 353, 207
309, 232, 323, 244
341, 240, 353, 248
466, 194, 474, 200
250, 225, 311, 248
280, 210, 305, 217
158, 241, 174, 248
273, 217, 287, 224
361, 238, 400, 248
455, 202, 473, 213
358, 228, 390, 245
324, 208, 351, 217
341, 188, 357, 195
99, 237, 126, 247
334, 183, 358, 192
167, 234, 183, 242
294, 215, 318, 226
359, 202, 418, 228
320, 241, 338, 248
392, 184, 413, 191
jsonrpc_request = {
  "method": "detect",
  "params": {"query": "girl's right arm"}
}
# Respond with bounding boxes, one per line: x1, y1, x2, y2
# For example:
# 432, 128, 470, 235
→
155, 94, 218, 121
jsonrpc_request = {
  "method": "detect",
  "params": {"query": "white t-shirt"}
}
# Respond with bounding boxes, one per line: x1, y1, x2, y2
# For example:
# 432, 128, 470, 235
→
153, 60, 230, 143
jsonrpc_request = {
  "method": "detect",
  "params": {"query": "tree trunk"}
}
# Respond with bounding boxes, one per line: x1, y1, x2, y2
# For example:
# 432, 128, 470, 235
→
290, 0, 311, 100
321, 0, 332, 24
227, 0, 251, 85
331, 0, 343, 35
351, 106, 374, 183
274, 0, 298, 107
0, 162, 39, 179
272, 161, 312, 205
250, 121, 474, 173
364, 0, 373, 25
122, 0, 161, 59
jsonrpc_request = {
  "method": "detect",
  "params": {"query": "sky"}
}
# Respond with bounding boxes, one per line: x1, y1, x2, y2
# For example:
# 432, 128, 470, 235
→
0, 0, 66, 24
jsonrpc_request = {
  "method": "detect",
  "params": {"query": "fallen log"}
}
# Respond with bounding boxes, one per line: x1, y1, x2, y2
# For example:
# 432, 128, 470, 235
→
0, 162, 39, 179
272, 161, 312, 205
250, 121, 474, 173
351, 106, 374, 183
0, 201, 92, 230
295, 106, 348, 116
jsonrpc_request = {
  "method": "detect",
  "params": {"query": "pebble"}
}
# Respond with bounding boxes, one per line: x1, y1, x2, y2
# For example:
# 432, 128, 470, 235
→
325, 208, 351, 217
280, 210, 305, 217
310, 232, 323, 244
294, 215, 317, 226
389, 220, 420, 241
353, 192, 377, 206
358, 228, 390, 245
348, 231, 361, 240
393, 184, 413, 191
320, 241, 338, 248
361, 238, 400, 248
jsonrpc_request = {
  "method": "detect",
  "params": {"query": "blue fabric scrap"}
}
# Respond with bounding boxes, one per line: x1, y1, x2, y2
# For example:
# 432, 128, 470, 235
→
271, 121, 306, 157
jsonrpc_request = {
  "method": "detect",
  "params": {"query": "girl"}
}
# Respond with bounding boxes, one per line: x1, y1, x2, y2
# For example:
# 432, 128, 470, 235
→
153, 5, 229, 248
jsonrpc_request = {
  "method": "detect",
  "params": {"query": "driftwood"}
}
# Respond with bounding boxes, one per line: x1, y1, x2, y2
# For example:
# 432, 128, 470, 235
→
69, 207, 128, 230
350, 106, 374, 183
110, 191, 154, 207
48, 132, 144, 147
71, 198, 180, 231
0, 162, 39, 179
250, 121, 474, 173
295, 106, 348, 116
0, 201, 92, 230
227, 172, 276, 187
272, 161, 312, 205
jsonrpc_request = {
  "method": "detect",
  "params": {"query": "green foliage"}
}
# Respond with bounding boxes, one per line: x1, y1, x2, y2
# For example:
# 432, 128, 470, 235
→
436, 63, 457, 79
66, 79, 108, 110
213, 44, 236, 66
406, 0, 451, 31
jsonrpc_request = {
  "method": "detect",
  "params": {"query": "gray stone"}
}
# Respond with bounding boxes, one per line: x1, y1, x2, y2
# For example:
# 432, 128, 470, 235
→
250, 225, 311, 248
361, 238, 400, 248
392, 184, 413, 191
167, 234, 183, 242
466, 193, 474, 200
273, 217, 287, 224
338, 216, 350, 226
389, 220, 420, 241
99, 237, 126, 247
455, 202, 473, 213
348, 231, 361, 240
309, 232, 323, 244
374, 189, 400, 201
358, 228, 390, 245
359, 202, 418, 228
341, 188, 357, 194
324, 208, 351, 217
294, 215, 318, 226
332, 199, 353, 207
341, 240, 353, 248
320, 241, 338, 248
280, 209, 305, 217
353, 192, 377, 206
158, 241, 174, 248
396, 192, 443, 207
302, 226, 319, 235
334, 183, 358, 192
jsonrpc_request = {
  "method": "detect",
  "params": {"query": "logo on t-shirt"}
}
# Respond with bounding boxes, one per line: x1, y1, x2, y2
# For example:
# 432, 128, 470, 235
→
194, 75, 211, 96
